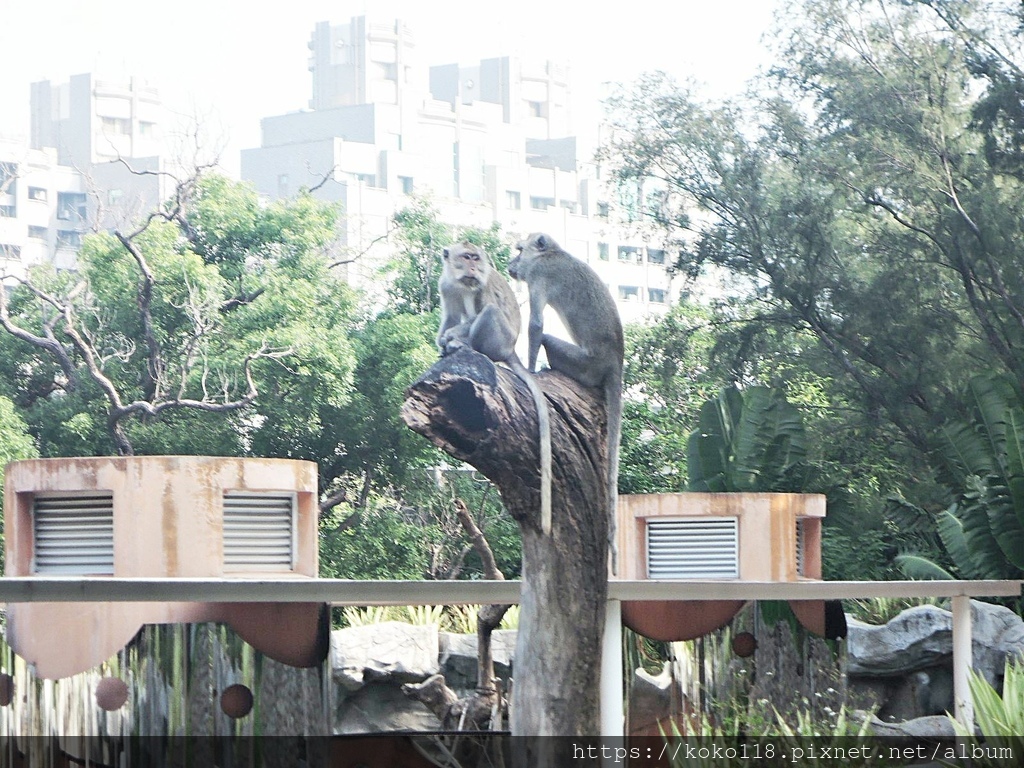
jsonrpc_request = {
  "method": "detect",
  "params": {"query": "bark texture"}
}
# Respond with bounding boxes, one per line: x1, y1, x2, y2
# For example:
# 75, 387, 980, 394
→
402, 348, 609, 740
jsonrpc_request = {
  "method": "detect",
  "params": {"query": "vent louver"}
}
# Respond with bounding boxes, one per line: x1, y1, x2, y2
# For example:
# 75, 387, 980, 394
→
646, 518, 739, 579
796, 518, 806, 576
33, 494, 115, 575
223, 493, 295, 571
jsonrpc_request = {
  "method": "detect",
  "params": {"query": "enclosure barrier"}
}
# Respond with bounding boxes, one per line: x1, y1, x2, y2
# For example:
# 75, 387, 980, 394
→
0, 577, 1019, 735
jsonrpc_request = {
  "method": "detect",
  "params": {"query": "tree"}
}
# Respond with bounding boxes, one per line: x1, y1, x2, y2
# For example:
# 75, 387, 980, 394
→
404, 350, 609, 743
0, 171, 357, 458
0, 395, 39, 570
601, 0, 1024, 575
897, 374, 1024, 590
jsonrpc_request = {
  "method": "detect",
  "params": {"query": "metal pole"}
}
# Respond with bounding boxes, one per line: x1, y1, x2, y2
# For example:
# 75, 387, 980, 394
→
601, 598, 625, 737
952, 595, 974, 732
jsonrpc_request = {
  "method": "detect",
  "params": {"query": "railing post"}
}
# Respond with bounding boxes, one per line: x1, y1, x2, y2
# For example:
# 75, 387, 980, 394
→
601, 598, 624, 737
952, 595, 974, 732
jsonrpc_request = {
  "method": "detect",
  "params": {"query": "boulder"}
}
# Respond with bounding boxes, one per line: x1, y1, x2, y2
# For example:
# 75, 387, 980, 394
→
331, 622, 440, 692
438, 630, 516, 691
629, 664, 674, 732
846, 600, 1024, 723
334, 682, 442, 734
866, 714, 957, 739
847, 601, 1024, 685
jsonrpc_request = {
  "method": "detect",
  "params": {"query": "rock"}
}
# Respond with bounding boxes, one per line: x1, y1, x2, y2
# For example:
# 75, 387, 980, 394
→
629, 664, 673, 731
438, 630, 516, 691
846, 600, 1024, 724
847, 600, 1024, 685
335, 682, 442, 734
331, 622, 439, 692
867, 714, 957, 739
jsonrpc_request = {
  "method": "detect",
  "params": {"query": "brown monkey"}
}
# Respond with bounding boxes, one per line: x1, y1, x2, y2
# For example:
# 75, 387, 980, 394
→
437, 242, 552, 532
507, 233, 624, 570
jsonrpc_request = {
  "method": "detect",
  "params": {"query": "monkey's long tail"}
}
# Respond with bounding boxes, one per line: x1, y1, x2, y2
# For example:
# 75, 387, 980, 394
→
511, 361, 552, 534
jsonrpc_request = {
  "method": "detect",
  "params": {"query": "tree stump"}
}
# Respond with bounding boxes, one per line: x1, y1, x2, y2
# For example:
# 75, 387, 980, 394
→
402, 348, 610, 738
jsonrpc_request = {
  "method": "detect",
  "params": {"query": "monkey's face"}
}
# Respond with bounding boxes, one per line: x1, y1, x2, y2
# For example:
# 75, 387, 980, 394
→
444, 244, 489, 288
508, 232, 552, 280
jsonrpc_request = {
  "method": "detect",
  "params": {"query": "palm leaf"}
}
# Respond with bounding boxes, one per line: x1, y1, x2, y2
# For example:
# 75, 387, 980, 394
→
894, 553, 955, 580
935, 507, 977, 579
1004, 408, 1024, 535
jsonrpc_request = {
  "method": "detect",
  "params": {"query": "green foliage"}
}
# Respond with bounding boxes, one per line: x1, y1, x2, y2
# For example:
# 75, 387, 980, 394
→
845, 596, 944, 625
323, 311, 440, 492
604, 0, 1024, 582
951, 659, 1024, 760
0, 172, 357, 458
620, 305, 721, 493
0, 395, 39, 570
897, 374, 1024, 584
318, 495, 430, 581
686, 385, 812, 493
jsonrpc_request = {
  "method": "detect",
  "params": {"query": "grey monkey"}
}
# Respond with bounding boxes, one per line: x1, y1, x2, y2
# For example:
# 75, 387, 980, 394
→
437, 242, 552, 532
507, 233, 624, 570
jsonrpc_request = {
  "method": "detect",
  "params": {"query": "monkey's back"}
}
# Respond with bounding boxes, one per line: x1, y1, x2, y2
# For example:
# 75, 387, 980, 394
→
544, 249, 624, 358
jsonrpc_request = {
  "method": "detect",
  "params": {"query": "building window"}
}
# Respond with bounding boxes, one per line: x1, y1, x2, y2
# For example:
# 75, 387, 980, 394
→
649, 288, 667, 304
28, 186, 47, 202
277, 174, 289, 197
399, 176, 414, 195
527, 101, 544, 118
356, 173, 376, 187
0, 205, 14, 218
596, 202, 609, 219
647, 249, 666, 265
108, 189, 123, 204
0, 244, 21, 261
56, 231, 82, 250
223, 492, 296, 571
28, 226, 48, 240
559, 200, 577, 214
32, 493, 115, 575
0, 161, 17, 192
598, 242, 609, 261
618, 285, 641, 301
506, 190, 521, 210
617, 246, 640, 263
530, 196, 554, 211
57, 192, 87, 222
139, 121, 157, 136
100, 116, 132, 135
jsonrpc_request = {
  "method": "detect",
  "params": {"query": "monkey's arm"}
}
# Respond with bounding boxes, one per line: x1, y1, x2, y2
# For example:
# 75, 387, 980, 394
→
436, 300, 465, 352
526, 286, 546, 371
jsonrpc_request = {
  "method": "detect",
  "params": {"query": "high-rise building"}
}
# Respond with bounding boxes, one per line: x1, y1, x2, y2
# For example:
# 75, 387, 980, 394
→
242, 15, 678, 322
30, 73, 170, 230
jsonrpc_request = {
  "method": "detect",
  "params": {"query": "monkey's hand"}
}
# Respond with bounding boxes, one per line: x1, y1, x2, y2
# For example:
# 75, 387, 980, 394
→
439, 324, 472, 357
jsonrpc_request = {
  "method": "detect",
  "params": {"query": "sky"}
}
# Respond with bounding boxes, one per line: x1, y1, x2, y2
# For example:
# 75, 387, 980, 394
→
0, 0, 782, 176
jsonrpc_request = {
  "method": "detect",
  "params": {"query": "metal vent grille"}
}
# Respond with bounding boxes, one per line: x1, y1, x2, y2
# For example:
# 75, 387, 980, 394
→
33, 494, 115, 575
796, 518, 806, 576
646, 518, 739, 579
223, 493, 295, 571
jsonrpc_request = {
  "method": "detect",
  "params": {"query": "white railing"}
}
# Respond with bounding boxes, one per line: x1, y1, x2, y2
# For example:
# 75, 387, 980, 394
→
0, 576, 1019, 736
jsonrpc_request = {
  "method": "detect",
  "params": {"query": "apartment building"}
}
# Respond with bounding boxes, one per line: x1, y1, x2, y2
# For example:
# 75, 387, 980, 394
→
0, 138, 88, 279
30, 73, 170, 230
242, 16, 678, 322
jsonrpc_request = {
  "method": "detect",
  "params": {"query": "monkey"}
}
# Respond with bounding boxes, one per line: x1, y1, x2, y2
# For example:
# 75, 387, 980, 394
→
507, 232, 624, 572
437, 242, 552, 533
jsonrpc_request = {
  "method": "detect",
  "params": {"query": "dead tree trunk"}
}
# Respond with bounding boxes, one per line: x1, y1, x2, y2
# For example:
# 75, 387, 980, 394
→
402, 348, 609, 738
